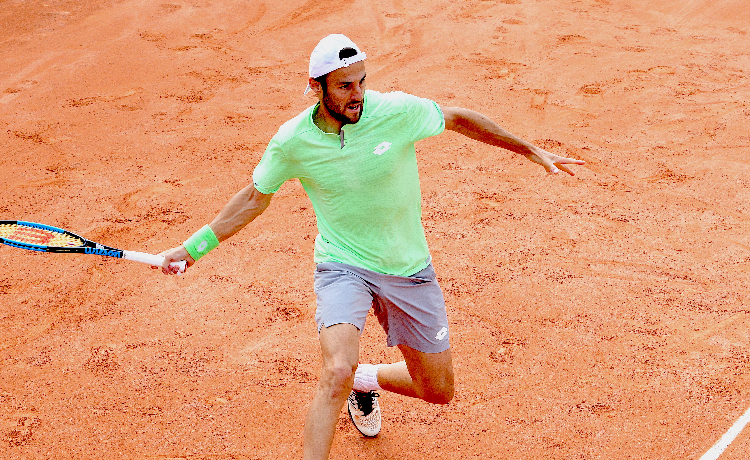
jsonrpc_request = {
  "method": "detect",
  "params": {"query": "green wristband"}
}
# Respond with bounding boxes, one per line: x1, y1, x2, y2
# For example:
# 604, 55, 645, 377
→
184, 225, 220, 261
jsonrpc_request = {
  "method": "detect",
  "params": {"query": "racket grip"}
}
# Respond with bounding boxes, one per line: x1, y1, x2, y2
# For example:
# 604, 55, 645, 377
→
122, 250, 187, 273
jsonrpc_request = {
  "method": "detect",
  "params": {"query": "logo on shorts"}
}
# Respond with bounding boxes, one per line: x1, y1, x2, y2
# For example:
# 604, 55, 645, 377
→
373, 142, 392, 155
435, 327, 448, 341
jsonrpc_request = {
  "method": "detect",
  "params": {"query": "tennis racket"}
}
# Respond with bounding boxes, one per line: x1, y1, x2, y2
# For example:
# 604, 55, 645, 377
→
0, 220, 186, 272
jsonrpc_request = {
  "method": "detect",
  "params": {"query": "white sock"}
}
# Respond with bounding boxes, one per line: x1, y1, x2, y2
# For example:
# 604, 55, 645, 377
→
353, 363, 382, 392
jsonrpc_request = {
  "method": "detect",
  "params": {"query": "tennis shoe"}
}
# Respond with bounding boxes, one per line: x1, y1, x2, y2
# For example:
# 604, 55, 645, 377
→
347, 390, 381, 437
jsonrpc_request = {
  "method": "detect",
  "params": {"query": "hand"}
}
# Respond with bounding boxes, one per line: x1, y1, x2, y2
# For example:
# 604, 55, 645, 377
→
152, 245, 195, 275
525, 147, 585, 176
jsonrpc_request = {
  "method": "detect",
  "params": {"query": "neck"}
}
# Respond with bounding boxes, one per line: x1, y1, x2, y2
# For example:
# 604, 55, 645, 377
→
313, 104, 343, 134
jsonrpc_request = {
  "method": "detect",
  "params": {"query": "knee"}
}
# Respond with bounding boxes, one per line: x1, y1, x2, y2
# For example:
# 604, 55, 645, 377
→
416, 374, 454, 405
319, 361, 356, 400
421, 382, 454, 405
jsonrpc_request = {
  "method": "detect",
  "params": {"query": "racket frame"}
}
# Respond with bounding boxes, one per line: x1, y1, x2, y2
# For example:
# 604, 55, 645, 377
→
0, 220, 184, 270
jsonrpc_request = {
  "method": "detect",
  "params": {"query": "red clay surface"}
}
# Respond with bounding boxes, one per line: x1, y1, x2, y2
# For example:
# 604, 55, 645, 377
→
2, 1, 750, 458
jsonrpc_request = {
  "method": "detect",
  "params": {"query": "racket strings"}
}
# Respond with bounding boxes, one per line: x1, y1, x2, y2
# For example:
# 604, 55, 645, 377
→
0, 223, 83, 247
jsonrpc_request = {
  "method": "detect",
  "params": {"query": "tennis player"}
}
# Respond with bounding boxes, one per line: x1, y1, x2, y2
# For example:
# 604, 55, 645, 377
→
158, 34, 584, 460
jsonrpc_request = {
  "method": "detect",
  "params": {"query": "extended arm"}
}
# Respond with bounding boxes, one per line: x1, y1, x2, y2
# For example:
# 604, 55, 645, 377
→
208, 183, 273, 242
159, 184, 273, 273
442, 106, 585, 175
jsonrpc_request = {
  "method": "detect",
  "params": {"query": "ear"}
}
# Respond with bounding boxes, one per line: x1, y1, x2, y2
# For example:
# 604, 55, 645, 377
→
308, 77, 323, 97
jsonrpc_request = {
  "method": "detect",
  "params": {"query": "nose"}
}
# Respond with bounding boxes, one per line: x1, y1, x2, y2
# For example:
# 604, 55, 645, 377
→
352, 82, 364, 100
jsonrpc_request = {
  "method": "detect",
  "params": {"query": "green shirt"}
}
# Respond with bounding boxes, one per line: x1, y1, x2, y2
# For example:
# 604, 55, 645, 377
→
252, 90, 445, 276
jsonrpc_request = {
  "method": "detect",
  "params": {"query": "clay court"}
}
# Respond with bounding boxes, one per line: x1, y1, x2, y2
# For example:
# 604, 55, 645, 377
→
2, 0, 749, 458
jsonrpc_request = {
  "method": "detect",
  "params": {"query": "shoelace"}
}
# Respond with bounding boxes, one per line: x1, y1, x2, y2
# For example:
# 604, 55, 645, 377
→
353, 391, 379, 415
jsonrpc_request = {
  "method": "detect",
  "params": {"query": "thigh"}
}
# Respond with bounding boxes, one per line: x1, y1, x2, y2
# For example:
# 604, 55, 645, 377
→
398, 344, 454, 394
315, 324, 361, 402
314, 262, 374, 332
376, 264, 450, 353
319, 323, 361, 370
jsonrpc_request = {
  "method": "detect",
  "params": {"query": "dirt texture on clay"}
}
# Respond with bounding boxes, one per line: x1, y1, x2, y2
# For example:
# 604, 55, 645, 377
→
1, 1, 750, 459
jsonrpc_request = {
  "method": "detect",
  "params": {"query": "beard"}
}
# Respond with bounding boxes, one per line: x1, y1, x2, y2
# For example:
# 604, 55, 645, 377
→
322, 92, 363, 125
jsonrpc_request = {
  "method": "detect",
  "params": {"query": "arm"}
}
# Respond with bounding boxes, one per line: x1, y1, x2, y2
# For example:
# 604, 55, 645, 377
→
209, 183, 274, 242
441, 106, 585, 175
159, 184, 273, 274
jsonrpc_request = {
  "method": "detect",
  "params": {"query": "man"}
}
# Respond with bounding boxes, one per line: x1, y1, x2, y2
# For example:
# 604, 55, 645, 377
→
158, 34, 584, 460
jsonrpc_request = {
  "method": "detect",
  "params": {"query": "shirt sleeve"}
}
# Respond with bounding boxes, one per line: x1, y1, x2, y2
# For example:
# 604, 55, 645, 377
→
396, 92, 446, 143
252, 137, 294, 194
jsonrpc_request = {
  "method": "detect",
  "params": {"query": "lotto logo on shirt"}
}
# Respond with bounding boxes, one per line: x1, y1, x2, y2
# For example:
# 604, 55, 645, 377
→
372, 142, 392, 155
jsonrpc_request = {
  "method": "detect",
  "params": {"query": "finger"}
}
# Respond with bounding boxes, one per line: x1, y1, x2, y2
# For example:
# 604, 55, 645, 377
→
184, 255, 196, 267
163, 261, 183, 275
160, 257, 177, 275
558, 157, 586, 165
557, 163, 576, 176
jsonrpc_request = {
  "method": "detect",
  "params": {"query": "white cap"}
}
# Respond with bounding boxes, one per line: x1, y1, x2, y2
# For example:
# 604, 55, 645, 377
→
304, 34, 367, 94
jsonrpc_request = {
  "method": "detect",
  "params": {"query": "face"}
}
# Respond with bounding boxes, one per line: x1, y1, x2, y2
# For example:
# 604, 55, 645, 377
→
314, 61, 366, 126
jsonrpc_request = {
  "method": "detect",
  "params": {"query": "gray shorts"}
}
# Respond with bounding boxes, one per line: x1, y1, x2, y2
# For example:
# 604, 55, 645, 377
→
313, 261, 450, 353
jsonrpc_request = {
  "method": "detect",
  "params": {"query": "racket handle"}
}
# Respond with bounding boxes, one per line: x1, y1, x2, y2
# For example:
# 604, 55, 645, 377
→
122, 250, 187, 273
